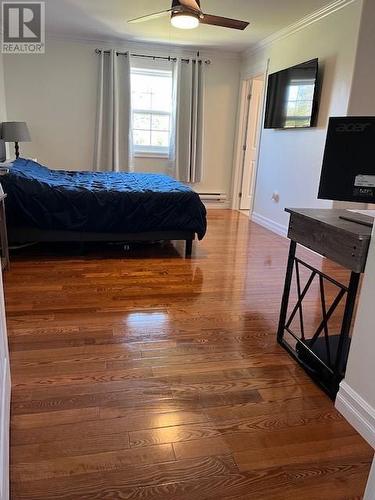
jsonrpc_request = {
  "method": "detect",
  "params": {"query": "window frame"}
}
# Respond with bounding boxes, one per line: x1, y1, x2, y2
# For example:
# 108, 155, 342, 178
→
131, 67, 173, 158
284, 78, 315, 128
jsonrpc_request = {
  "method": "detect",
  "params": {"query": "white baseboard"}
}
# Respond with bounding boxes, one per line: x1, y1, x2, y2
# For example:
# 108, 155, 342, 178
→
251, 212, 288, 237
203, 201, 231, 210
336, 381, 375, 448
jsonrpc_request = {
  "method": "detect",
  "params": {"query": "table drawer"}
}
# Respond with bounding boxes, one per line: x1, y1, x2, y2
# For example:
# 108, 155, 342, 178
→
288, 212, 370, 273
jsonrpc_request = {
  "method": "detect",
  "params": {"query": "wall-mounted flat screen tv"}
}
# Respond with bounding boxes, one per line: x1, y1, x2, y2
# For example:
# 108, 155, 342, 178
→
264, 58, 319, 129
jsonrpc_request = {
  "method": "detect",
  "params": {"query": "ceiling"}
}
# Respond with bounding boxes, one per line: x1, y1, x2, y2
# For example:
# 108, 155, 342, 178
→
40, 0, 335, 52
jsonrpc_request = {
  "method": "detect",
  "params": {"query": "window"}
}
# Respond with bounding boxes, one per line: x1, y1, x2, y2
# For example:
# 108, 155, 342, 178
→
284, 79, 315, 128
131, 68, 173, 156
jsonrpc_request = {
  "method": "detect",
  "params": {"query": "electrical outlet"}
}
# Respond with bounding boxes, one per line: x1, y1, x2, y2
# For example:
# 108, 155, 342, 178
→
271, 192, 280, 203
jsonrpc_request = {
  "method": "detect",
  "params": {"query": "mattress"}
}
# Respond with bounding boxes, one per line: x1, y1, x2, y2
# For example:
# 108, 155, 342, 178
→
1, 159, 207, 240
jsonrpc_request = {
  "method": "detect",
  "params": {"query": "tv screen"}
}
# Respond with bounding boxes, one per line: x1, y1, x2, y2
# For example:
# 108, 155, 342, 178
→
264, 58, 319, 129
318, 117, 375, 203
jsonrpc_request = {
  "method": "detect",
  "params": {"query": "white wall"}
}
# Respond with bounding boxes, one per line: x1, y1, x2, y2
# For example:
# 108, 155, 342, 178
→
3, 39, 240, 196
347, 0, 375, 116
335, 225, 375, 497
0, 56, 10, 500
0, 53, 7, 123
343, 0, 375, 411
0, 53, 8, 161
340, 227, 375, 407
241, 0, 363, 232
0, 269, 10, 500
335, 1, 375, 471
365, 458, 375, 500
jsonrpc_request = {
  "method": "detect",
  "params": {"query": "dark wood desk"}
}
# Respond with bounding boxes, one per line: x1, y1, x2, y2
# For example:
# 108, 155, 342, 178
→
277, 208, 373, 398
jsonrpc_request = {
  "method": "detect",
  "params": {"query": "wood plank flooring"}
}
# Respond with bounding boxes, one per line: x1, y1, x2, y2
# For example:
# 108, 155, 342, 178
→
5, 210, 373, 499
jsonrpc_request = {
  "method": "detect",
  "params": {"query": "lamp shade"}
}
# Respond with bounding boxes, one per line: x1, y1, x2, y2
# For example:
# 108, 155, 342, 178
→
1, 122, 31, 142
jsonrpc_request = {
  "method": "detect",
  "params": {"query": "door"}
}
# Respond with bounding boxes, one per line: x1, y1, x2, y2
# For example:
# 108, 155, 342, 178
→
240, 77, 264, 211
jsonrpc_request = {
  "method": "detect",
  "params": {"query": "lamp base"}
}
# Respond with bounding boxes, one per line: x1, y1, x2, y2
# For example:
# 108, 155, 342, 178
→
15, 141, 19, 159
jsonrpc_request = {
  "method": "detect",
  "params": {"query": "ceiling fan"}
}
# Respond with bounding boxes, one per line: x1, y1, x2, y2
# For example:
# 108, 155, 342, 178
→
128, 0, 249, 31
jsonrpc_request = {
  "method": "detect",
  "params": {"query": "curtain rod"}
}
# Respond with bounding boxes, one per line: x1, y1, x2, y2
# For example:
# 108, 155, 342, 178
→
94, 48, 211, 64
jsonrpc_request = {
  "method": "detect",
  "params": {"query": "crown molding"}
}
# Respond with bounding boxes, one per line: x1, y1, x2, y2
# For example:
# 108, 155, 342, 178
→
242, 0, 359, 60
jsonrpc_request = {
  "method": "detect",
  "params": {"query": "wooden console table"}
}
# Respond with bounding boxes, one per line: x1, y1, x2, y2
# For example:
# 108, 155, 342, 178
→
277, 208, 373, 398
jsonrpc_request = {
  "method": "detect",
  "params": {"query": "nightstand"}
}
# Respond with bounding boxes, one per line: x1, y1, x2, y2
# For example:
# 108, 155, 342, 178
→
0, 185, 10, 271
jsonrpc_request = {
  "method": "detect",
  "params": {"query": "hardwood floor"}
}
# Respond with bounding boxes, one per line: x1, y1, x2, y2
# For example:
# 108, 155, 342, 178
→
5, 210, 373, 499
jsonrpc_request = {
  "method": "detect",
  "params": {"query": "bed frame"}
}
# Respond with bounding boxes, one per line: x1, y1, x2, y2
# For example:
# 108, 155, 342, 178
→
8, 227, 195, 258
2, 141, 197, 258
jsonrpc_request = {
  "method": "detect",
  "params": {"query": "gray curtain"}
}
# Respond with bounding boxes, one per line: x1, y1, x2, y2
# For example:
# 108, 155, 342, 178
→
174, 59, 205, 183
94, 49, 131, 172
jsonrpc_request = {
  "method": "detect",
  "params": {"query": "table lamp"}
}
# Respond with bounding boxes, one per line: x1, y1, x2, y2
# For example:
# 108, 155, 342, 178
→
1, 122, 31, 159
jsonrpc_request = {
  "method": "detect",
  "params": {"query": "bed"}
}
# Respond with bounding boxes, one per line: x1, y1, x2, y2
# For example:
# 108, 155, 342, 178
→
1, 158, 207, 257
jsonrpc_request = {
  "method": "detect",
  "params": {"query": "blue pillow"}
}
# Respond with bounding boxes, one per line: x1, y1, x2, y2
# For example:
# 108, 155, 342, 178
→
10, 158, 52, 179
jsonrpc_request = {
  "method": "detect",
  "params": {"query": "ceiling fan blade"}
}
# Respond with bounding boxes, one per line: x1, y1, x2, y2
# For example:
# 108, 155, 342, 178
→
128, 9, 172, 24
200, 14, 249, 30
176, 0, 201, 12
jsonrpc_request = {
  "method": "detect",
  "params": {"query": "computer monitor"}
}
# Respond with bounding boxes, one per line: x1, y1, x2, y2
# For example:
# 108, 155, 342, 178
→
318, 117, 375, 204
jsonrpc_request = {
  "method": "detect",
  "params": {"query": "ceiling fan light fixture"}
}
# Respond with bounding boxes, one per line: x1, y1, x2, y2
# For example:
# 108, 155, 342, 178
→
171, 12, 200, 29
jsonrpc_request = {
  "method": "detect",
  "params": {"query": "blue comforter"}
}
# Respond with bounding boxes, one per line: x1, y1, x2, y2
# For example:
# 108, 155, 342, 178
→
2, 159, 207, 239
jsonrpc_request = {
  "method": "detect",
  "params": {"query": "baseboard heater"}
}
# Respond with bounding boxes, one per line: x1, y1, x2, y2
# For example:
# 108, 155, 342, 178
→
199, 193, 227, 203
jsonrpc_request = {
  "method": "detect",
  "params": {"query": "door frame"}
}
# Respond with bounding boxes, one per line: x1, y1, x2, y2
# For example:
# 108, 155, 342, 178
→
231, 61, 269, 212
0, 269, 10, 500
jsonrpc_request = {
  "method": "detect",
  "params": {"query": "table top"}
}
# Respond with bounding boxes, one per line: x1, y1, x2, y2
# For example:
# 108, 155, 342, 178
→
285, 208, 373, 240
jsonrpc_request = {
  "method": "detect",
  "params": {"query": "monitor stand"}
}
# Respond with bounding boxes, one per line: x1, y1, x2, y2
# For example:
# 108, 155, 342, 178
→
339, 210, 374, 228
